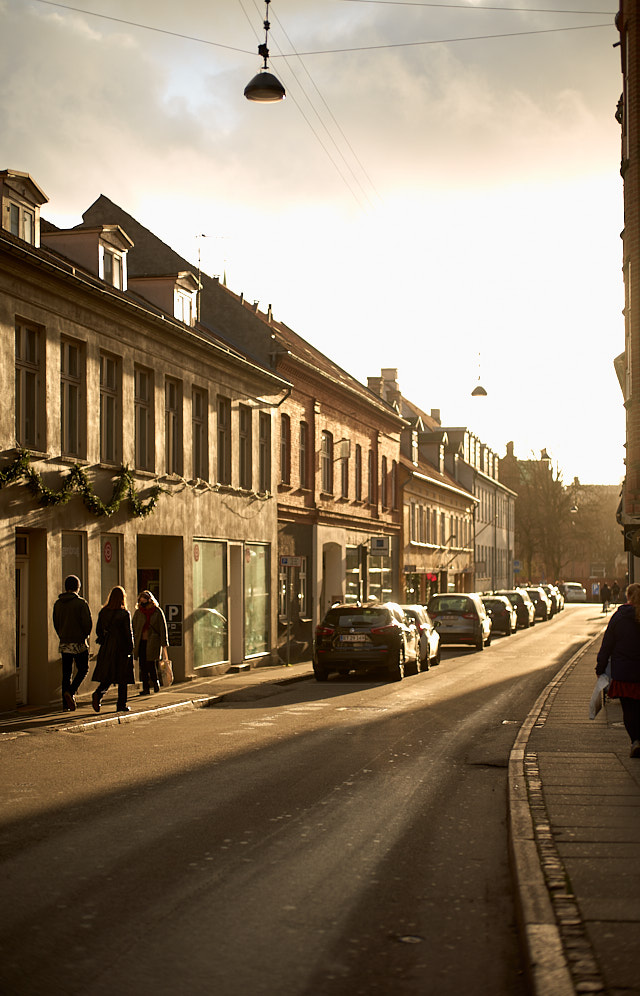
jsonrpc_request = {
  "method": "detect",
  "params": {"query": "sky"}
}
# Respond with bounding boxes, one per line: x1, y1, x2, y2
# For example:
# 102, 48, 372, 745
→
0, 0, 624, 485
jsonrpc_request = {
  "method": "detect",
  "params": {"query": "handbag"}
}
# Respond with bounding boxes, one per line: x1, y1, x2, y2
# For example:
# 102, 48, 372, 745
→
158, 650, 174, 687
589, 673, 609, 719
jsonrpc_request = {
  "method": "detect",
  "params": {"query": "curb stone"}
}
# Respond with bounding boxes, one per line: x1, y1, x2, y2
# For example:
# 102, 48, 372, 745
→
509, 634, 607, 996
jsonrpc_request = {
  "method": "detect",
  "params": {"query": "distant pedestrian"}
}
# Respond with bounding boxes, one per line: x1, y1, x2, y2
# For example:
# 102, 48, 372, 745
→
52, 575, 92, 711
612, 580, 621, 604
601, 582, 612, 613
596, 583, 640, 757
132, 591, 169, 695
91, 586, 134, 713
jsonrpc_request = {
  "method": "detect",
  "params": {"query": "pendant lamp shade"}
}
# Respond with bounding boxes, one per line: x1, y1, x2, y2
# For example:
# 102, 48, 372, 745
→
244, 70, 286, 102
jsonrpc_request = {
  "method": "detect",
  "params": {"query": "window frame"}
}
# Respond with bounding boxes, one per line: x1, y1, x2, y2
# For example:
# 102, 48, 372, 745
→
99, 351, 121, 465
259, 412, 271, 493
165, 376, 183, 476
191, 386, 209, 481
217, 395, 232, 485
60, 337, 85, 459
239, 403, 252, 490
280, 413, 291, 485
321, 430, 334, 494
15, 321, 44, 450
134, 365, 154, 472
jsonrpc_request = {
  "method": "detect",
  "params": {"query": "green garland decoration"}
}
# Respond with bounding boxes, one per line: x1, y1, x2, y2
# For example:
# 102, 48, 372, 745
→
0, 450, 165, 518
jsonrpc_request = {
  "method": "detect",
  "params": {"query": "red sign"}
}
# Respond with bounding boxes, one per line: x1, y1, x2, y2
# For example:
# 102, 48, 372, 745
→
103, 540, 113, 564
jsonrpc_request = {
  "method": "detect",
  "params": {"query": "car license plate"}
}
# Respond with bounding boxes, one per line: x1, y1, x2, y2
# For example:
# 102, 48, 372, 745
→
341, 634, 366, 642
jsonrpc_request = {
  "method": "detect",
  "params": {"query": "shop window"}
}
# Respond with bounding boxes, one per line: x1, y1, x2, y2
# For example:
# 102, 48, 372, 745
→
192, 539, 228, 667
245, 543, 270, 656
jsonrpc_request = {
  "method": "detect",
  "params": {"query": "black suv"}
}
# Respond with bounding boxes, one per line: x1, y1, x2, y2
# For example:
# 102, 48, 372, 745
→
313, 602, 419, 682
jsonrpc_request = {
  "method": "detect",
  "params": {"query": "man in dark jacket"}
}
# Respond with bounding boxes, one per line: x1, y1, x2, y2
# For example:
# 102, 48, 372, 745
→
52, 575, 92, 711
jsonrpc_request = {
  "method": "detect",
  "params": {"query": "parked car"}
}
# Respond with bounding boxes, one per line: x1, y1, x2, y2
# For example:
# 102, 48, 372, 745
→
525, 586, 552, 620
552, 584, 565, 610
313, 602, 419, 681
494, 588, 536, 629
561, 582, 587, 603
426, 592, 492, 650
481, 594, 517, 636
401, 604, 441, 667
539, 584, 560, 617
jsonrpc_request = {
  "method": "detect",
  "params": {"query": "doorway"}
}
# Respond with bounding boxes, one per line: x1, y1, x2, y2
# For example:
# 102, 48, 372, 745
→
15, 559, 28, 705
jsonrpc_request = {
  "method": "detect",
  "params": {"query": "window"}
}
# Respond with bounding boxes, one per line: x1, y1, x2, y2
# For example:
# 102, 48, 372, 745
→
9, 203, 35, 244
321, 430, 333, 494
103, 249, 122, 289
355, 444, 362, 501
280, 414, 291, 484
259, 412, 271, 492
340, 449, 349, 498
164, 378, 182, 475
391, 460, 398, 509
134, 366, 154, 471
411, 431, 418, 465
192, 539, 228, 666
217, 396, 231, 485
100, 353, 121, 464
239, 404, 252, 490
192, 387, 208, 480
299, 421, 308, 489
368, 450, 376, 504
245, 543, 270, 655
176, 290, 194, 325
15, 322, 43, 449
380, 456, 388, 508
60, 338, 85, 458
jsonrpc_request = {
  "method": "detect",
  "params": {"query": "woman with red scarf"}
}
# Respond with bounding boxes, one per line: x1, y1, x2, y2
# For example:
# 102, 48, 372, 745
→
132, 591, 169, 695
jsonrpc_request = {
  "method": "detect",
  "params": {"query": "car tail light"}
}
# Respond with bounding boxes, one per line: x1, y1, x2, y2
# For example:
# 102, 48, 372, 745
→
462, 612, 475, 619
370, 623, 397, 636
315, 625, 335, 637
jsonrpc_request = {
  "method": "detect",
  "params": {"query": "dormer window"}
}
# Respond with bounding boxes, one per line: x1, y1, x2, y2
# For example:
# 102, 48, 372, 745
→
9, 203, 35, 244
411, 430, 419, 465
103, 248, 123, 289
175, 289, 194, 325
1, 170, 47, 246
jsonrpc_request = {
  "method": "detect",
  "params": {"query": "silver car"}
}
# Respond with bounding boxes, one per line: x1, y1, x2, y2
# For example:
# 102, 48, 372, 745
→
426, 592, 492, 651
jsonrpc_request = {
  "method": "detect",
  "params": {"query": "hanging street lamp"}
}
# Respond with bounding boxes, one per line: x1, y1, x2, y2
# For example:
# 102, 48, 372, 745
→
244, 0, 286, 102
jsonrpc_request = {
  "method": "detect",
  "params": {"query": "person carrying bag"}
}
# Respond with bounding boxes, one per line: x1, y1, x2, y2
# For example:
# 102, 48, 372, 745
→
132, 591, 169, 695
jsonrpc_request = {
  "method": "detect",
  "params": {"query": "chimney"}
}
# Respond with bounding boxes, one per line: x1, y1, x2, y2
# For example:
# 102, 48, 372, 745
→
367, 376, 383, 396
430, 409, 441, 424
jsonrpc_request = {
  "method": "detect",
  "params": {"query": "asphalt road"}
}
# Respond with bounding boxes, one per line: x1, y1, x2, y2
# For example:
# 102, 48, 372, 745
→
0, 605, 604, 996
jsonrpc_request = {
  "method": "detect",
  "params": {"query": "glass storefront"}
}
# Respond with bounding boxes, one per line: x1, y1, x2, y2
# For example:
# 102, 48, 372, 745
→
345, 546, 360, 603
192, 539, 228, 667
369, 552, 393, 603
245, 543, 269, 656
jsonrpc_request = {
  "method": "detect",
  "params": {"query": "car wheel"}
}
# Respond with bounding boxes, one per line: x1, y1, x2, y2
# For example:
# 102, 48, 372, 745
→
475, 635, 484, 651
388, 647, 405, 681
313, 664, 329, 682
485, 632, 492, 647
505, 624, 512, 636
432, 645, 441, 666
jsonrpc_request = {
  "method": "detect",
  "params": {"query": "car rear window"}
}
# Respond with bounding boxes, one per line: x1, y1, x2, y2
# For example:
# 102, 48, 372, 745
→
428, 596, 472, 612
324, 608, 389, 627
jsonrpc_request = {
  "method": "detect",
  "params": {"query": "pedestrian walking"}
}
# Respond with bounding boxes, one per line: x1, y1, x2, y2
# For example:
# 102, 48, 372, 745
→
132, 590, 169, 695
612, 580, 621, 604
596, 582, 640, 757
601, 581, 612, 613
52, 575, 92, 711
91, 586, 134, 713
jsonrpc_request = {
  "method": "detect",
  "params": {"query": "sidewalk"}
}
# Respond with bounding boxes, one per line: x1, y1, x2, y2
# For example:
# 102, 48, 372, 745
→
510, 634, 640, 996
0, 658, 315, 737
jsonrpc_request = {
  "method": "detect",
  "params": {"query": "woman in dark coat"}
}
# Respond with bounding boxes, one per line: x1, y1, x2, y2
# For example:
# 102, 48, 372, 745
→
596, 582, 640, 757
92, 586, 135, 713
132, 590, 169, 695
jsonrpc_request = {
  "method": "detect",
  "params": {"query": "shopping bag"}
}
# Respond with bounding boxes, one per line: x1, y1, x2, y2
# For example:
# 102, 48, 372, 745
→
589, 673, 609, 719
158, 658, 174, 687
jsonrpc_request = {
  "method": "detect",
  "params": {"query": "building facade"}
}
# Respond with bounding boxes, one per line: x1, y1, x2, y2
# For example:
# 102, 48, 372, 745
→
616, 2, 640, 579
1, 171, 290, 712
